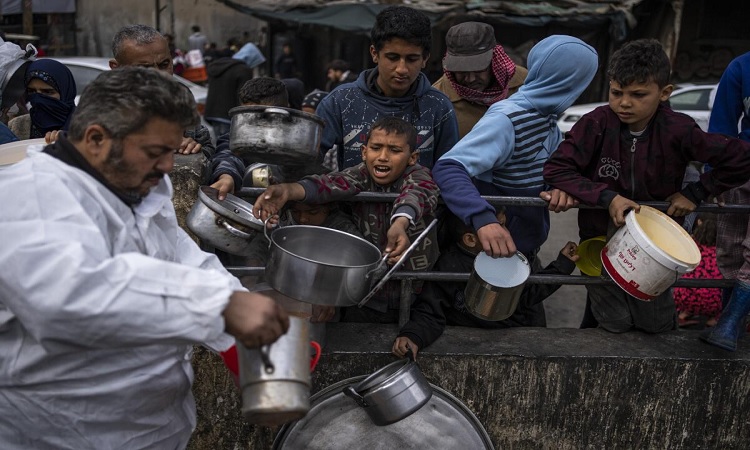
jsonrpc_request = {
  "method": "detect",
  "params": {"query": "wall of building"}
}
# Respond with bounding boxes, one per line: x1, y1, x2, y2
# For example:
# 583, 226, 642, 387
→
74, 0, 264, 58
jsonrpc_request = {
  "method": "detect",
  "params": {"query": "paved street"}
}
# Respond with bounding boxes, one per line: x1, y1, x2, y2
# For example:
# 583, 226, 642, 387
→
538, 209, 587, 328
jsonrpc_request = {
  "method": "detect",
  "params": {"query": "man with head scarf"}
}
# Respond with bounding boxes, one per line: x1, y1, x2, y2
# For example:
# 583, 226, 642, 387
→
8, 59, 76, 141
433, 22, 528, 139
204, 42, 266, 135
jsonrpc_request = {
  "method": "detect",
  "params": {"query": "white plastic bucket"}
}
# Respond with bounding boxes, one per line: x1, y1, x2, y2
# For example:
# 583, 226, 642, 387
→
601, 205, 701, 301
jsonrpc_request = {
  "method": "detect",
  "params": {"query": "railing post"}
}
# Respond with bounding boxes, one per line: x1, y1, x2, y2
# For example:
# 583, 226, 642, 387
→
399, 279, 413, 327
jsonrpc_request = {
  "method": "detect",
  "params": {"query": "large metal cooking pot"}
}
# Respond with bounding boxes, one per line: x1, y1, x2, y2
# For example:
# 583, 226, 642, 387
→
342, 350, 432, 426
186, 186, 263, 256
464, 252, 530, 321
229, 105, 324, 167
237, 315, 321, 427
273, 377, 494, 450
265, 225, 384, 306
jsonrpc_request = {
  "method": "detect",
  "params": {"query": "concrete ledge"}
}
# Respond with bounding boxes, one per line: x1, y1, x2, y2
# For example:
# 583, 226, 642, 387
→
189, 324, 750, 449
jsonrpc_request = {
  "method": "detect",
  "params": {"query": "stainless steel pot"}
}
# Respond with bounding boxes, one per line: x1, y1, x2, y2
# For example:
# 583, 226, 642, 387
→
265, 225, 384, 306
186, 186, 263, 256
464, 252, 530, 321
229, 105, 324, 167
237, 315, 320, 426
342, 350, 432, 426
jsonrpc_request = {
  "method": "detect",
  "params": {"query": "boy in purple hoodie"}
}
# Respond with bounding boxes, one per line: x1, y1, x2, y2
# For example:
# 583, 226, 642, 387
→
543, 39, 750, 334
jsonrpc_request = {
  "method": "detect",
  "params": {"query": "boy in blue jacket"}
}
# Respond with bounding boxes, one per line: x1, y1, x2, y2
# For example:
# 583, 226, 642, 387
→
543, 39, 750, 334
315, 6, 459, 170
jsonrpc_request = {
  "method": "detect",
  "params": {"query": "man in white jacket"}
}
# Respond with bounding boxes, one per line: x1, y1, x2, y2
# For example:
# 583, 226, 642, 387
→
0, 67, 288, 449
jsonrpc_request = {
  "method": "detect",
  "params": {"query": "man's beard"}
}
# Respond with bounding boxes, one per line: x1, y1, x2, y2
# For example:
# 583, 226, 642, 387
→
101, 140, 163, 201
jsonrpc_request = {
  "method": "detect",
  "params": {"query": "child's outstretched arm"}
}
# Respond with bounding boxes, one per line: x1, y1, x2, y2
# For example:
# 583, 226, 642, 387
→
252, 183, 305, 222
518, 241, 578, 309
385, 217, 411, 264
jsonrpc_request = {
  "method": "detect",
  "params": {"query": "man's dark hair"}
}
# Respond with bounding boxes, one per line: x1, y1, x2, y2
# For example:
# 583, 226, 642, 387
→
238, 77, 289, 107
327, 59, 350, 72
607, 38, 671, 88
68, 67, 198, 141
111, 24, 165, 60
192, 25, 200, 33
370, 6, 432, 56
365, 116, 418, 152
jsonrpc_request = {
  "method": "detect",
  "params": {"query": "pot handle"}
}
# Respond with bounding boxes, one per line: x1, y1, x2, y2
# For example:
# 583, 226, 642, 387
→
365, 252, 389, 279
260, 344, 275, 374
262, 107, 292, 121
310, 341, 321, 372
262, 215, 281, 248
343, 386, 368, 408
358, 218, 438, 308
515, 251, 529, 266
218, 218, 253, 240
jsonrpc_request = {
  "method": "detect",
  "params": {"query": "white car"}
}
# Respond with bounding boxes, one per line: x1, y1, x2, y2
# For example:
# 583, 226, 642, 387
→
557, 83, 719, 133
44, 56, 207, 114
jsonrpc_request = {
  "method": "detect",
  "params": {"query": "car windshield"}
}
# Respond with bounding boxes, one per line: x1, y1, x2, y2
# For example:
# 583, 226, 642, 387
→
669, 88, 711, 111
63, 64, 102, 95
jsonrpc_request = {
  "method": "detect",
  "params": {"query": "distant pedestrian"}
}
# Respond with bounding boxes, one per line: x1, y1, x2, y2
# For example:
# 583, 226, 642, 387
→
188, 25, 208, 54
274, 43, 299, 79
204, 42, 265, 135
325, 59, 357, 91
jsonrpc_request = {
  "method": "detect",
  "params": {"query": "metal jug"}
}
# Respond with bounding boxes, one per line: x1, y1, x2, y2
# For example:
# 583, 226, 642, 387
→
237, 315, 320, 426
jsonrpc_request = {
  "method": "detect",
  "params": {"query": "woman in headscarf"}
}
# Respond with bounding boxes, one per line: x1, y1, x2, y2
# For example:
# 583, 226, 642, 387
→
9, 59, 76, 141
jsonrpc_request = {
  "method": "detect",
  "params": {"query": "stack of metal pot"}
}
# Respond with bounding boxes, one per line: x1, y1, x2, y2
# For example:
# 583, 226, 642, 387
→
228, 105, 329, 180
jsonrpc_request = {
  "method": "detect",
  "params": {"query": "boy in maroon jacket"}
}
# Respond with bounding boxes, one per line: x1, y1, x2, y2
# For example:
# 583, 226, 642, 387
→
542, 39, 750, 333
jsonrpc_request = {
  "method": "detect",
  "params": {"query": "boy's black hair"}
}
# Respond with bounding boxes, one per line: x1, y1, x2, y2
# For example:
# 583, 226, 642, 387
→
370, 6, 432, 57
365, 116, 418, 152
607, 38, 671, 88
692, 212, 717, 247
327, 59, 350, 72
238, 77, 289, 106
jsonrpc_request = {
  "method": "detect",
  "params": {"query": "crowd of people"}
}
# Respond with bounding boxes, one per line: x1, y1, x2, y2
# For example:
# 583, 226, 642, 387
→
1, 4, 750, 447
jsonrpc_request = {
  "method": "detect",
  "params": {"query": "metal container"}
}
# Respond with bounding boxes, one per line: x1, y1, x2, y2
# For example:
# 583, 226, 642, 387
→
237, 316, 313, 427
186, 186, 263, 256
229, 105, 324, 167
265, 225, 384, 306
342, 351, 432, 426
464, 252, 530, 321
274, 376, 494, 449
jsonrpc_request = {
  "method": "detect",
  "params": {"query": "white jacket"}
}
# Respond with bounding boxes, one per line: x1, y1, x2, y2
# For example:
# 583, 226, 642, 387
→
0, 147, 240, 449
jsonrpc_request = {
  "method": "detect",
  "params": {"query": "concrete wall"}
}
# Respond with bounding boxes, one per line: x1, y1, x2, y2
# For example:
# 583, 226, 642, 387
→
187, 324, 750, 449
74, 0, 263, 57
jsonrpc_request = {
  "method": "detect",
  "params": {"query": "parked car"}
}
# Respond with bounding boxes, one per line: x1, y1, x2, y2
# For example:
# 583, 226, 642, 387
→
557, 83, 719, 133
44, 56, 207, 115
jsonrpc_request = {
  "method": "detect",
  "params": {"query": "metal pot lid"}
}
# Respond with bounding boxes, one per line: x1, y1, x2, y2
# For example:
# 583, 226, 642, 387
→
197, 186, 263, 231
229, 104, 325, 127
273, 376, 495, 450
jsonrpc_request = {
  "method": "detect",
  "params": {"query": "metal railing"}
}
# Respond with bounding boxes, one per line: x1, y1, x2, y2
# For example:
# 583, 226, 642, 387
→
229, 188, 747, 326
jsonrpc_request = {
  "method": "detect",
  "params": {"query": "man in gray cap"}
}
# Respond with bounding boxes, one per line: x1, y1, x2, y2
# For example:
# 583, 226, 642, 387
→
434, 21, 528, 138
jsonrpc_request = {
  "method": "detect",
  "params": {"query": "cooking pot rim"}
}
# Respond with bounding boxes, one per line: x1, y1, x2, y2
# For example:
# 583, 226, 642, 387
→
198, 186, 263, 231
354, 358, 413, 394
229, 104, 325, 126
270, 225, 382, 269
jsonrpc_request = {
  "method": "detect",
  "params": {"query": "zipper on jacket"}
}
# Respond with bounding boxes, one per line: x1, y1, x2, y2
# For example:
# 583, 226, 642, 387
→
630, 137, 637, 198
